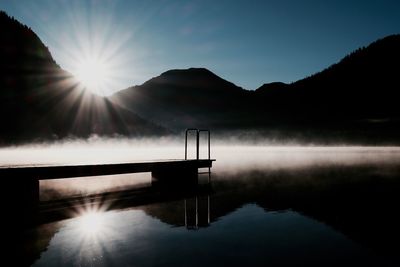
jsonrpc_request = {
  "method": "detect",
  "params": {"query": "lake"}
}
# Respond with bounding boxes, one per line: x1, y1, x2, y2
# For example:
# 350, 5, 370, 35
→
2, 145, 400, 266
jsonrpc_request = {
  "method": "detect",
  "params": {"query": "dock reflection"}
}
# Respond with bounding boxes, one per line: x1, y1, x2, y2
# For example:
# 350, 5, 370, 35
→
39, 182, 212, 226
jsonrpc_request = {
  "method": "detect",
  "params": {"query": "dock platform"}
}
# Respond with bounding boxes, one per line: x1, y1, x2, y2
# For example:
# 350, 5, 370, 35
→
0, 159, 215, 180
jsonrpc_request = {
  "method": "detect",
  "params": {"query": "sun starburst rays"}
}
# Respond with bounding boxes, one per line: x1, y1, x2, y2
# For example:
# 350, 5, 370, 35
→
73, 55, 113, 96
50, 2, 136, 96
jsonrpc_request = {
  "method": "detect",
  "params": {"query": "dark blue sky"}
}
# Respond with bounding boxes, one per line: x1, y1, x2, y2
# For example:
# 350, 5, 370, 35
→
1, 0, 399, 94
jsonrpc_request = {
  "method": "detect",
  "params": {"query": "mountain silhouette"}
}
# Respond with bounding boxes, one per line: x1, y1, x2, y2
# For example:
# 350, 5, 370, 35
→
112, 35, 400, 143
255, 34, 400, 122
2, 10, 400, 144
111, 68, 253, 130
0, 11, 166, 144
253, 35, 400, 143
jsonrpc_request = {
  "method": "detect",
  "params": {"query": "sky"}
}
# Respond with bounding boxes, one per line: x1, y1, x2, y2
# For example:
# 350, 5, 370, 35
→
1, 0, 399, 95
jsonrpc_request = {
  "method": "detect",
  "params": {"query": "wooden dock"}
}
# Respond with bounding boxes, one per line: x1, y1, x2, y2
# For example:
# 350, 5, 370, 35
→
0, 159, 214, 180
1, 159, 215, 209
1, 129, 215, 218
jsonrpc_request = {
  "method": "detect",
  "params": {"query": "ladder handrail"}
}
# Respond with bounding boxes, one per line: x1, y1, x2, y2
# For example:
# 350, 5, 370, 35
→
198, 129, 210, 160
185, 129, 198, 160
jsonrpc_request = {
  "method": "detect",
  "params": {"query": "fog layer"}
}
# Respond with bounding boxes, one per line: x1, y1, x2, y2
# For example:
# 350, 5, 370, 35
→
1, 138, 400, 199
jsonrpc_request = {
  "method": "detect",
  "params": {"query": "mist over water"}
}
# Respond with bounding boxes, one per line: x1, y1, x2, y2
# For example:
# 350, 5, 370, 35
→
2, 138, 400, 167
2, 138, 400, 200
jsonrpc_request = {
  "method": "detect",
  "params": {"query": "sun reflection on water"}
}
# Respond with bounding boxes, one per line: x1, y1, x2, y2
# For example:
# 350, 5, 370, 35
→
67, 204, 122, 265
77, 211, 106, 237
71, 200, 114, 239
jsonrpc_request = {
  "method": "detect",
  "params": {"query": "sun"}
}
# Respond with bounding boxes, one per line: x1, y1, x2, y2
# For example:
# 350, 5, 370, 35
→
73, 56, 112, 96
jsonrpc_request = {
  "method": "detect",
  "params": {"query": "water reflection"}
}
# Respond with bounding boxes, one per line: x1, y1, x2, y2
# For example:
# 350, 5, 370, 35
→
31, 203, 394, 267
7, 152, 400, 267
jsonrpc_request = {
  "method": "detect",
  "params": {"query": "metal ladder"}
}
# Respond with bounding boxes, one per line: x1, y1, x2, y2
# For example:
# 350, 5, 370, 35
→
184, 128, 211, 178
184, 128, 210, 160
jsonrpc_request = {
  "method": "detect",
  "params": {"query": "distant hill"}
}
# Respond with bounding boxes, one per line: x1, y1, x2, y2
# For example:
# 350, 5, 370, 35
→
252, 35, 400, 142
110, 68, 254, 130
255, 34, 400, 122
112, 35, 400, 143
0, 11, 166, 144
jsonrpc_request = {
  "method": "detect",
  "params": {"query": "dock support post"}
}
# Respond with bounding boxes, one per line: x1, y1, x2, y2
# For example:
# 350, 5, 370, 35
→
151, 166, 198, 186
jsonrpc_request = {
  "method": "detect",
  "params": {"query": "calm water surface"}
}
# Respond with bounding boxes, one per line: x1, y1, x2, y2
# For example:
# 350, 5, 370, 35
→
4, 146, 400, 266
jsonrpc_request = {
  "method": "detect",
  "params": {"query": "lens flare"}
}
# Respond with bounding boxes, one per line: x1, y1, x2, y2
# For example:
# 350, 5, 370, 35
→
73, 56, 111, 96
